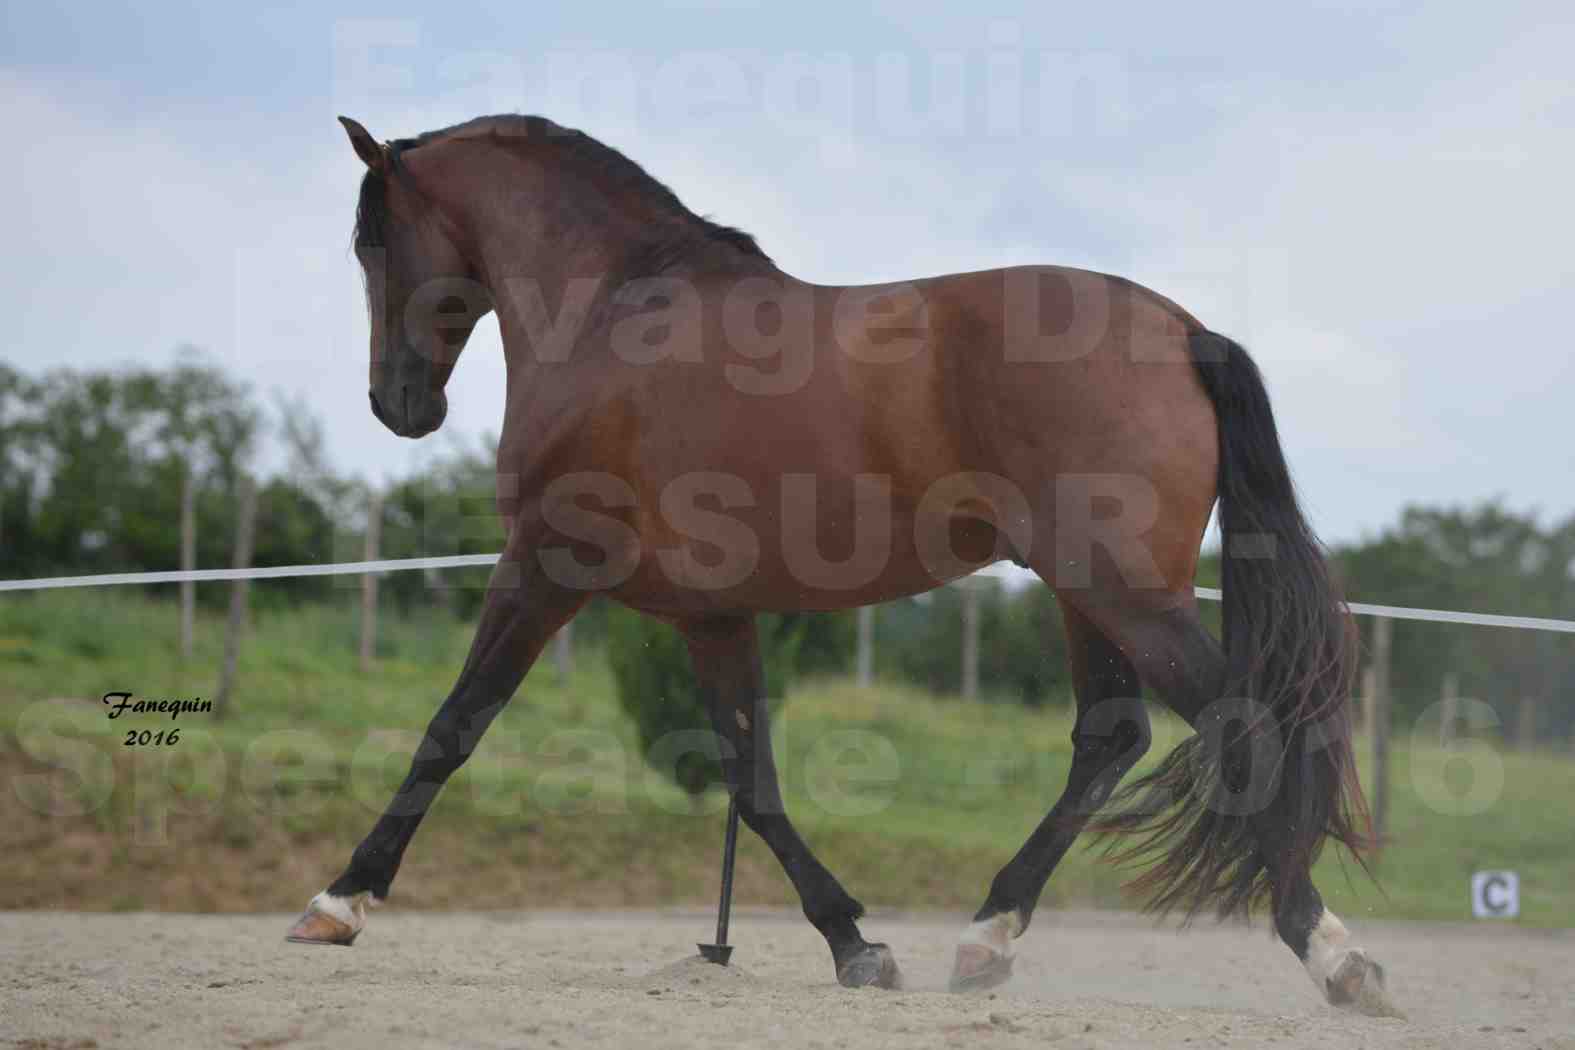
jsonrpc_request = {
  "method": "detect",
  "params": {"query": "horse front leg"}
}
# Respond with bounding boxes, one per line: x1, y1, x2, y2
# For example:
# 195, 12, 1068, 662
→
287, 539, 585, 945
682, 614, 899, 989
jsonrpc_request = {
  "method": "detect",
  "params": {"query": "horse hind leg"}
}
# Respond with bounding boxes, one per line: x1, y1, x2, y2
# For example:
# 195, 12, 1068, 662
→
1259, 824, 1399, 1016
1095, 598, 1397, 1015
951, 600, 1150, 992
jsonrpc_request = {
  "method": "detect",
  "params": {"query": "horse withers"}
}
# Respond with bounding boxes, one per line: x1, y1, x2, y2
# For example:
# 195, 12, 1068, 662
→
287, 112, 1393, 1015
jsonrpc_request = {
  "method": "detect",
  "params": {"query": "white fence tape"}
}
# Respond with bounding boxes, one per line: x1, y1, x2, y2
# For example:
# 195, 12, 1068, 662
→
1189, 587, 1575, 634
1, 557, 1572, 633
0, 554, 502, 591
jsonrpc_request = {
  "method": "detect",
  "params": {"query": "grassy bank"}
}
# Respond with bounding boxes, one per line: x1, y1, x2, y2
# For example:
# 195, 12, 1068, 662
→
2, 589, 1571, 926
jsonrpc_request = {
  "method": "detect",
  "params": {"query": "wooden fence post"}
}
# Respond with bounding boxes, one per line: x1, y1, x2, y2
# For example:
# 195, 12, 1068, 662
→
179, 470, 196, 661
856, 605, 875, 688
961, 580, 980, 701
1439, 672, 1458, 746
1369, 616, 1392, 851
1517, 697, 1537, 751
1361, 667, 1376, 744
360, 489, 383, 673
214, 474, 257, 719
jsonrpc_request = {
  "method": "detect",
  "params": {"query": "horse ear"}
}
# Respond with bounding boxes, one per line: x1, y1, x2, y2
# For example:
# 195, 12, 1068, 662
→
338, 116, 388, 173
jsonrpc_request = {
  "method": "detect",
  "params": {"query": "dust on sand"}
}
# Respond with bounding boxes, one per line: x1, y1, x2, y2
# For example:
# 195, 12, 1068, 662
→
3, 909, 1570, 1049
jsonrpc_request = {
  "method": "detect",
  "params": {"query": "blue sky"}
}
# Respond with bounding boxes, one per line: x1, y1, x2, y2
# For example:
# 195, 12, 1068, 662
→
3, 2, 1572, 546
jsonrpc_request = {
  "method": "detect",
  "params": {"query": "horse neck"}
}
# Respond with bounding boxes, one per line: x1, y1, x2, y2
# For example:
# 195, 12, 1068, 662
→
475, 217, 782, 393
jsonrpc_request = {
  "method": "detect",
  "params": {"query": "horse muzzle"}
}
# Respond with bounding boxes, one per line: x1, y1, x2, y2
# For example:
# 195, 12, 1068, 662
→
369, 385, 447, 438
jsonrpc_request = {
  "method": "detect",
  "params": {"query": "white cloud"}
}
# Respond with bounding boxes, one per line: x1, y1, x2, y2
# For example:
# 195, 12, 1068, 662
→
1032, 30, 1575, 540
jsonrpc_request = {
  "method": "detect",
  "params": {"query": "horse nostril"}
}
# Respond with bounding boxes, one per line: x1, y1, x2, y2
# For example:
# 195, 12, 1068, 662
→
368, 389, 386, 424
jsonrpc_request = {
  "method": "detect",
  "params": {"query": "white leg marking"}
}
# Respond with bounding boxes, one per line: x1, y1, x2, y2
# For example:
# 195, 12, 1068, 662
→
309, 890, 372, 932
1302, 908, 1402, 1016
958, 911, 1022, 957
1301, 909, 1351, 991
950, 910, 1023, 991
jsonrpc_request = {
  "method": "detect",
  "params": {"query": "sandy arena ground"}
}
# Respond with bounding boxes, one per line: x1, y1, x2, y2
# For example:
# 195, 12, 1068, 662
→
2, 908, 1570, 1049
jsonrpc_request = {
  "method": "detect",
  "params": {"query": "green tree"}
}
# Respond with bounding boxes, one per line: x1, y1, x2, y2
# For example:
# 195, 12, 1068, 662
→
1335, 503, 1575, 737
2, 355, 261, 586
877, 581, 1071, 705
378, 434, 506, 618
0, 364, 40, 576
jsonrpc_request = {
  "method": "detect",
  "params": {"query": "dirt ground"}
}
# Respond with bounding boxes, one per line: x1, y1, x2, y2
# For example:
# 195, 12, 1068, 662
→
2, 908, 1570, 1049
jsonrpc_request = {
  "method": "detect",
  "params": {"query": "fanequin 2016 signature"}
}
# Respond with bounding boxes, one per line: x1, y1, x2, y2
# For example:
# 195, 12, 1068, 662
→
102, 691, 211, 746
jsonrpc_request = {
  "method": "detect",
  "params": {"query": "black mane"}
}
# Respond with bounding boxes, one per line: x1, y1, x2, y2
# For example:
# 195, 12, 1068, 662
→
351, 114, 769, 268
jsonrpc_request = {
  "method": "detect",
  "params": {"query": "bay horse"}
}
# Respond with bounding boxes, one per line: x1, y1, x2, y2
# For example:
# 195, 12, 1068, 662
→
289, 112, 1391, 1013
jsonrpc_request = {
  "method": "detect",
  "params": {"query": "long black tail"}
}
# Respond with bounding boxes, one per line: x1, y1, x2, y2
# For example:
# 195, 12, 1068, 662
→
1095, 330, 1370, 920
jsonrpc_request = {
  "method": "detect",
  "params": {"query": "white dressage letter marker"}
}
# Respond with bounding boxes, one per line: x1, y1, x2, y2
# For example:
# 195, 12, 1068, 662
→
1471, 871, 1519, 918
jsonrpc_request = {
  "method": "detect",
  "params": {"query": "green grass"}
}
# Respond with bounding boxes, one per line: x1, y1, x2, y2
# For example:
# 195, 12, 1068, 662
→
1, 588, 1571, 926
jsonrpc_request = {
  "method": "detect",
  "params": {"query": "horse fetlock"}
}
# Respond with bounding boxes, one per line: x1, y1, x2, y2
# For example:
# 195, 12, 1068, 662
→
962, 909, 1024, 949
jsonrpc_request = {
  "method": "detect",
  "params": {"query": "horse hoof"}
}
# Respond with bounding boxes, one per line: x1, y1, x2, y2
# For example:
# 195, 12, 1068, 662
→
836, 943, 902, 990
285, 892, 365, 947
949, 943, 1014, 993
1326, 949, 1401, 1018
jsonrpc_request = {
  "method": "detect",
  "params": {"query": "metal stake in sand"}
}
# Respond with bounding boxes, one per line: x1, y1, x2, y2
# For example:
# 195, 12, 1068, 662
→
698, 794, 740, 965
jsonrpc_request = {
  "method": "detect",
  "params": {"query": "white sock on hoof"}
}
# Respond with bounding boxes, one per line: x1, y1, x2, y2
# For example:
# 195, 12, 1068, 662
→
1302, 909, 1354, 992
308, 890, 372, 932
958, 911, 1022, 958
